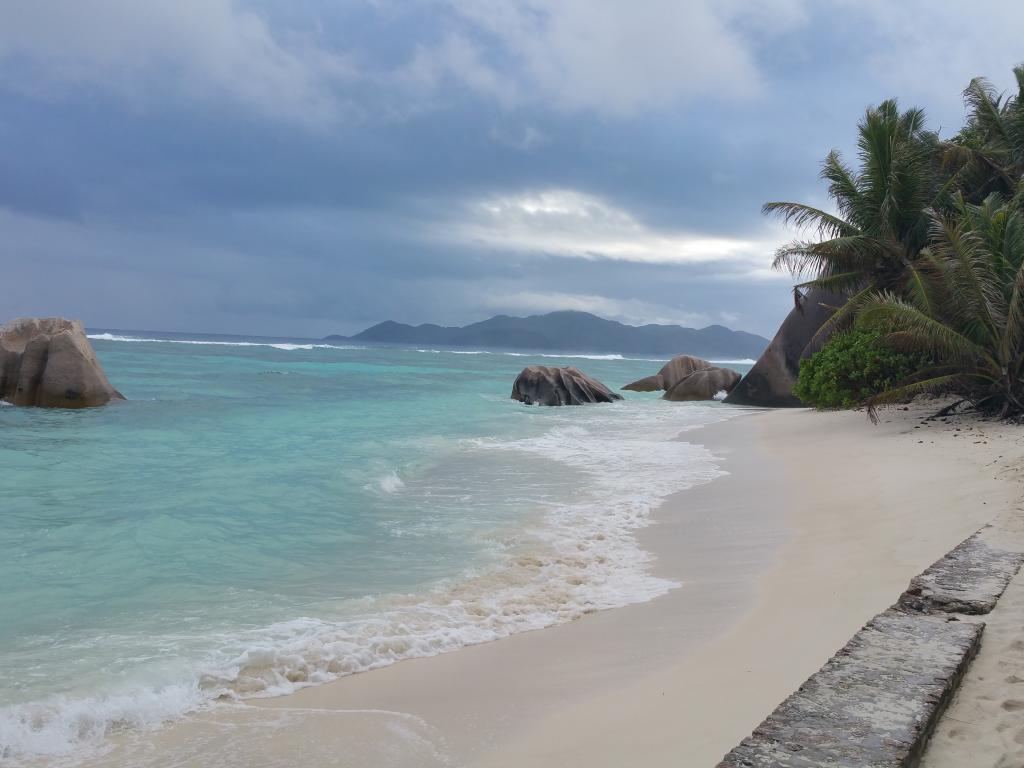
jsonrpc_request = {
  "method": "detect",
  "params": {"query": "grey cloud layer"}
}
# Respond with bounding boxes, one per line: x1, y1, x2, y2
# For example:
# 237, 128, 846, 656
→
1, 1, 1022, 337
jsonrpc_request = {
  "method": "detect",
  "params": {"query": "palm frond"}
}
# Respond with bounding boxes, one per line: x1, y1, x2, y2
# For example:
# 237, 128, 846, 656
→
857, 293, 994, 370
865, 374, 969, 423
762, 201, 858, 239
803, 285, 876, 351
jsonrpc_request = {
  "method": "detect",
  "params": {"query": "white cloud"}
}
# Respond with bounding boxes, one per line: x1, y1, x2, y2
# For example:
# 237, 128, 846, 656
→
415, 0, 807, 116
832, 0, 1024, 121
0, 0, 812, 124
444, 188, 781, 266
0, 1, 358, 125
400, 32, 518, 107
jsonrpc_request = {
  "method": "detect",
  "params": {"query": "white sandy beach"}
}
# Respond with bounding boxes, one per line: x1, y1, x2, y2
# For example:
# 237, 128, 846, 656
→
77, 404, 1024, 768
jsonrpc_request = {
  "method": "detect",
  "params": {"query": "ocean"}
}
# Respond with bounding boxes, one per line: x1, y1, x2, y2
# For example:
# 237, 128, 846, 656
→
0, 331, 751, 763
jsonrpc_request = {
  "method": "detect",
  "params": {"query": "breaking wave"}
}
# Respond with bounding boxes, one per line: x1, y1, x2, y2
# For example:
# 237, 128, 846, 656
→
0, 400, 740, 763
87, 333, 361, 351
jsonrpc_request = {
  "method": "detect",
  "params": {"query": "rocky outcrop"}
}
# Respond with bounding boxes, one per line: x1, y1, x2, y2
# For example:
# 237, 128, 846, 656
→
620, 373, 665, 392
0, 317, 124, 408
663, 367, 741, 401
623, 354, 740, 402
622, 354, 713, 392
511, 365, 623, 406
724, 289, 845, 407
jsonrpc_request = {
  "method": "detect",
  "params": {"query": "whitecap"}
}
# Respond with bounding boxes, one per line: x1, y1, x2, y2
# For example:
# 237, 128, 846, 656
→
0, 401, 747, 763
376, 471, 406, 494
87, 334, 363, 351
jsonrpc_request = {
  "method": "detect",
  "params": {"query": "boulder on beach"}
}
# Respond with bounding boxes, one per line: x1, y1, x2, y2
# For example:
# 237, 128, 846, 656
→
0, 317, 124, 408
511, 365, 623, 406
663, 367, 741, 401
622, 354, 714, 392
724, 289, 844, 407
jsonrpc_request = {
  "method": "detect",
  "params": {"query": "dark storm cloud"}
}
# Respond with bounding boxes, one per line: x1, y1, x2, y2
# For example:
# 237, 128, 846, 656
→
1, 1, 1022, 338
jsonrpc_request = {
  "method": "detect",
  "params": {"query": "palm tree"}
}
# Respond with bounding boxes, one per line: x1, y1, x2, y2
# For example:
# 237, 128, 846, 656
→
764, 100, 947, 336
857, 189, 1024, 418
945, 66, 1024, 201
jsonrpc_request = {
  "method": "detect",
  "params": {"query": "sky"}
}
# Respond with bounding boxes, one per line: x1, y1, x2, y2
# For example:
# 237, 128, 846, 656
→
1, 1, 1023, 338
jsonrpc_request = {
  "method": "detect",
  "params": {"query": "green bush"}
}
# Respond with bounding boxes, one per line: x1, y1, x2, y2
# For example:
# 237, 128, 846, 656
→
793, 328, 929, 409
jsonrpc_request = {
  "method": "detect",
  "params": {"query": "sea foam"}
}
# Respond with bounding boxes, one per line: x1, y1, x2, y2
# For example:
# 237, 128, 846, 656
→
413, 349, 632, 360
0, 400, 740, 763
87, 333, 361, 351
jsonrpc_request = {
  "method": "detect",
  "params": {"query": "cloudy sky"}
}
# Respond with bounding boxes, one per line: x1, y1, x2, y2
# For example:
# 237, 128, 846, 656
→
1, 1, 1022, 337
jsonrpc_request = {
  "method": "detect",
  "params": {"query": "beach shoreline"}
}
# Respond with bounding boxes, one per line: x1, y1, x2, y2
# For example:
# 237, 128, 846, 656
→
72, 404, 1024, 768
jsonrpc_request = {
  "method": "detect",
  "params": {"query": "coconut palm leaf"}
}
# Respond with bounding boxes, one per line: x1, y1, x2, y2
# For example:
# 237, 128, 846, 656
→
765, 99, 943, 338
858, 185, 1024, 418
761, 202, 858, 240
858, 293, 995, 369
804, 285, 876, 348
865, 374, 974, 423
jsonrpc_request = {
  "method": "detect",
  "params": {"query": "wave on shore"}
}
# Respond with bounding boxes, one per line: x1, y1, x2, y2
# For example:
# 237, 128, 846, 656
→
412, 348, 628, 359
0, 399, 736, 763
88, 333, 753, 365
87, 333, 362, 351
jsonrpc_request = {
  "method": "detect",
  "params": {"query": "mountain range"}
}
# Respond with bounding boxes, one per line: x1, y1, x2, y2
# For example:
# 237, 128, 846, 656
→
325, 311, 769, 359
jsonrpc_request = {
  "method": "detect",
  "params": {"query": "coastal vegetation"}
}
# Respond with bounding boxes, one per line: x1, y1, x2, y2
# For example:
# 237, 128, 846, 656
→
775, 66, 1024, 417
793, 328, 929, 409
765, 99, 943, 335
858, 192, 1024, 416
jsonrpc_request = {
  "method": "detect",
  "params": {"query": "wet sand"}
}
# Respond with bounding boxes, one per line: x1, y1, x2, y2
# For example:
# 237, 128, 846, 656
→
79, 405, 1024, 768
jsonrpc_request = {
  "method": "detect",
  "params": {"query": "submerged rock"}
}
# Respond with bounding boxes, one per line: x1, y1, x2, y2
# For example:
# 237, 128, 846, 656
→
622, 354, 713, 392
725, 289, 844, 407
663, 367, 741, 401
0, 317, 124, 408
511, 365, 623, 406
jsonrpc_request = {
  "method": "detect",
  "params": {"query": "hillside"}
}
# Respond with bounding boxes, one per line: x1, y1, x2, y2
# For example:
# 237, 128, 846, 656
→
325, 311, 768, 359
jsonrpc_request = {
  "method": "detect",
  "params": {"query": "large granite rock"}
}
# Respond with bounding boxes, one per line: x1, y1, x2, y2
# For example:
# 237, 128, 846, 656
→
725, 289, 845, 407
622, 354, 740, 402
511, 365, 623, 406
622, 354, 713, 392
663, 367, 741, 401
0, 317, 124, 408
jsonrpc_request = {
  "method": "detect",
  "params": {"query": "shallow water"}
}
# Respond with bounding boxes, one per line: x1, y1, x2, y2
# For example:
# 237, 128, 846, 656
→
0, 332, 749, 762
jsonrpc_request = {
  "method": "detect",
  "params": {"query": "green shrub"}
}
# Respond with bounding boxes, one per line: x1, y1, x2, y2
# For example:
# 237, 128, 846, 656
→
794, 328, 929, 409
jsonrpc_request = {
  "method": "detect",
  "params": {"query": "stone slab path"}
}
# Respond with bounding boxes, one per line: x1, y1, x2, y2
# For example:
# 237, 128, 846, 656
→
717, 529, 1024, 768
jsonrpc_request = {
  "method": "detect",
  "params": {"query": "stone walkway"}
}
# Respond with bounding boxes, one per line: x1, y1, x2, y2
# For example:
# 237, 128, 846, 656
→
717, 527, 1024, 768
921, 518, 1024, 768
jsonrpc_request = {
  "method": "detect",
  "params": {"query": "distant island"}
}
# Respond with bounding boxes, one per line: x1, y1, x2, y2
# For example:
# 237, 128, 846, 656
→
324, 311, 769, 359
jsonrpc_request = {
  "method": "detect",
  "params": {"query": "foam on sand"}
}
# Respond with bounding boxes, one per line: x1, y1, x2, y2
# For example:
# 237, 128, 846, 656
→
0, 402, 737, 763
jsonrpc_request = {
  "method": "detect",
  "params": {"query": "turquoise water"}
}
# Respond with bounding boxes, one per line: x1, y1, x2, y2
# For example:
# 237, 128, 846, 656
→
0, 333, 750, 762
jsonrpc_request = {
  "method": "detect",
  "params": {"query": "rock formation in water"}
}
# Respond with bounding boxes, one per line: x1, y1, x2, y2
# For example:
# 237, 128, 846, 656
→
621, 354, 740, 401
511, 365, 623, 406
725, 289, 845, 407
663, 367, 742, 402
0, 317, 124, 408
622, 354, 714, 392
